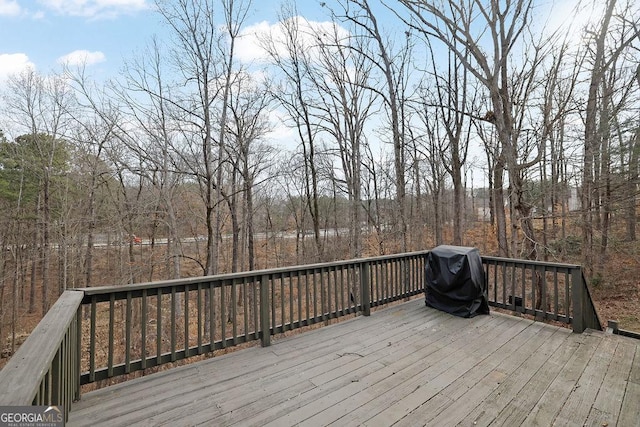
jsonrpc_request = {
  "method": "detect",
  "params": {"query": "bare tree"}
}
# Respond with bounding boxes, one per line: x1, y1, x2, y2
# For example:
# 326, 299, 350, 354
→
64, 64, 124, 286
399, 0, 552, 260
336, 0, 412, 252
627, 64, 640, 240
226, 73, 273, 271
114, 38, 187, 280
580, 0, 639, 274
155, 0, 252, 275
3, 69, 73, 313
535, 41, 582, 259
277, 153, 312, 262
307, 16, 376, 258
260, 3, 324, 259
420, 37, 477, 245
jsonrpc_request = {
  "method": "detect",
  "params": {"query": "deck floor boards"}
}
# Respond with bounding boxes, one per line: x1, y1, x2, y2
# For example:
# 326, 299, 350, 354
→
618, 345, 640, 427
68, 299, 640, 426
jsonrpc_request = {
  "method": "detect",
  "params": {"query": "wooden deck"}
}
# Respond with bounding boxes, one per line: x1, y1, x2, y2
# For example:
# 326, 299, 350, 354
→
68, 299, 640, 426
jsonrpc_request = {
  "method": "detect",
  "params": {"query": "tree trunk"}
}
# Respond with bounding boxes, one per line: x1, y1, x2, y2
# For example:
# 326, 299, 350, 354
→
582, 0, 616, 276
245, 177, 255, 271
452, 167, 464, 246
41, 177, 51, 316
84, 172, 97, 287
433, 189, 443, 246
627, 127, 639, 241
230, 169, 240, 273
493, 158, 509, 257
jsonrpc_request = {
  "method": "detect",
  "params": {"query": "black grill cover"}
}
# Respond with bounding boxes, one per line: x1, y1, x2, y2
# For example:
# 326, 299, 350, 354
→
425, 245, 490, 318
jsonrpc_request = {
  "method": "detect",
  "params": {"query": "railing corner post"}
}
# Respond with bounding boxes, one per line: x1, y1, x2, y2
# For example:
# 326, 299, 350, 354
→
571, 266, 585, 333
260, 274, 271, 347
360, 261, 371, 316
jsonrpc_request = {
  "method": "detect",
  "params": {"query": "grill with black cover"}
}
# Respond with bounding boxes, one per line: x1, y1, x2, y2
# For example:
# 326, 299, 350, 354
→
425, 245, 490, 318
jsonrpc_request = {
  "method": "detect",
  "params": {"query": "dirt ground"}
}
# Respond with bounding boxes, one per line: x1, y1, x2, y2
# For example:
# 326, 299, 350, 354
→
591, 271, 640, 331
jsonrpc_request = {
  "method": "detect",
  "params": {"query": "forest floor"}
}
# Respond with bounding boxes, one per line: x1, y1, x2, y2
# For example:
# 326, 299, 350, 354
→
589, 254, 640, 332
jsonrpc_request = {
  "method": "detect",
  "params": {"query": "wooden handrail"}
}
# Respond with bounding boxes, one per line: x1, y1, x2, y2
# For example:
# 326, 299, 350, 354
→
480, 257, 602, 332
77, 250, 430, 298
77, 252, 427, 384
0, 250, 605, 423
0, 290, 83, 419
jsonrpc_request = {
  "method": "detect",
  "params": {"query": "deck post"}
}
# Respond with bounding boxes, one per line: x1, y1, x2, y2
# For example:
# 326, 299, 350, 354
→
75, 305, 82, 402
360, 262, 371, 316
571, 266, 584, 333
260, 274, 271, 346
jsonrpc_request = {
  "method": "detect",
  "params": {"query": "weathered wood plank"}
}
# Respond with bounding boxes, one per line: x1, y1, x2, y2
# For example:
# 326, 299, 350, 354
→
372, 319, 549, 426
267, 299, 426, 356
258, 314, 500, 426
73, 341, 347, 423
255, 313, 504, 426
390, 321, 557, 427
585, 336, 636, 426
238, 310, 473, 427
156, 306, 443, 426
618, 380, 640, 427
618, 338, 640, 427
315, 315, 526, 427
454, 327, 572, 426
173, 363, 386, 426
520, 333, 602, 426
0, 290, 84, 405
489, 331, 583, 426
419, 325, 562, 426
66, 299, 640, 427
552, 331, 618, 426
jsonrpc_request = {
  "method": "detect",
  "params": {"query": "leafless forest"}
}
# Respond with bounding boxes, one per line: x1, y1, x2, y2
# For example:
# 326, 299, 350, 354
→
1, 0, 639, 358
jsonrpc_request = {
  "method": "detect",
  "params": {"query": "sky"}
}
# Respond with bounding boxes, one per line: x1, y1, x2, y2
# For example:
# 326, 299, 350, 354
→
0, 0, 600, 143
0, 0, 334, 84
0, 0, 596, 85
0, 0, 597, 152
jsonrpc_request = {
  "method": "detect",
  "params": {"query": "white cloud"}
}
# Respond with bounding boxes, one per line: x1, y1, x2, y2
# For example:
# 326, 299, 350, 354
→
237, 17, 350, 64
265, 108, 297, 149
543, 0, 606, 47
37, 0, 148, 19
0, 53, 34, 82
0, 0, 21, 16
57, 49, 106, 66
237, 21, 273, 63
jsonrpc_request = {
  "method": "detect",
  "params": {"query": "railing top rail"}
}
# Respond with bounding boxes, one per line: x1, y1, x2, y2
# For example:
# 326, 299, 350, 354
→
75, 250, 432, 297
73, 251, 584, 298
481, 255, 581, 269
0, 290, 84, 405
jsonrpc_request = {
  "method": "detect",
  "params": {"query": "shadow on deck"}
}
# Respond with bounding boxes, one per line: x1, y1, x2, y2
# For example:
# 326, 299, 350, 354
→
68, 299, 639, 427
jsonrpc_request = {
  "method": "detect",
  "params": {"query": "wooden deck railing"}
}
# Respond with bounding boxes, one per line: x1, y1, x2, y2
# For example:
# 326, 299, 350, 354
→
0, 250, 603, 422
481, 256, 601, 333
78, 251, 426, 383
0, 290, 83, 421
